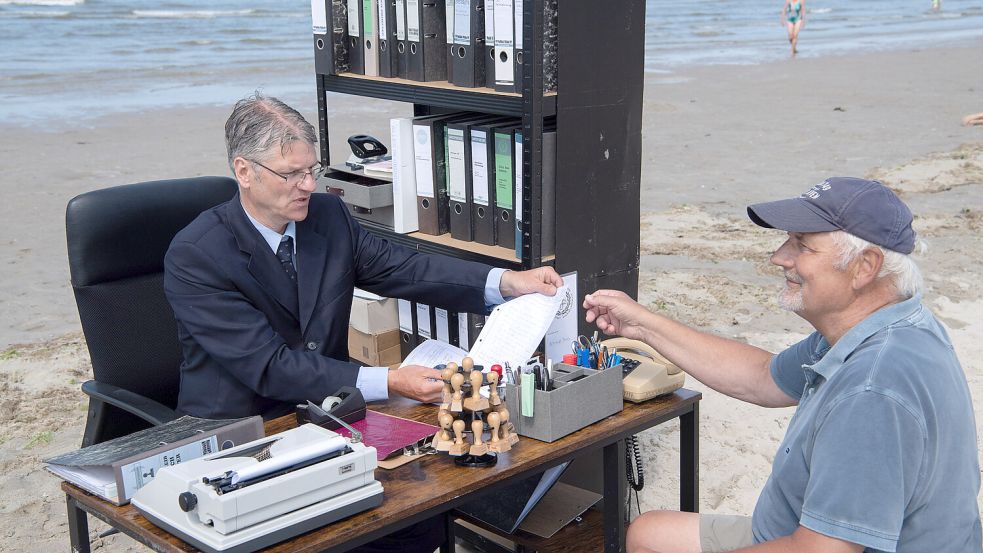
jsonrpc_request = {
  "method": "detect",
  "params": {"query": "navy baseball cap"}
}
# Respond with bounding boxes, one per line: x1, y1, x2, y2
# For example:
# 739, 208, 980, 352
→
747, 177, 916, 254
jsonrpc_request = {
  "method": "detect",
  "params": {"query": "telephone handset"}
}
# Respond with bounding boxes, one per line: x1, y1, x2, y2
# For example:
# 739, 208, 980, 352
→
600, 337, 685, 403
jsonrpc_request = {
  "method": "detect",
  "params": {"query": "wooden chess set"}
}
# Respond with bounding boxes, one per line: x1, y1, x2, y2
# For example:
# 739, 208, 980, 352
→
433, 357, 519, 467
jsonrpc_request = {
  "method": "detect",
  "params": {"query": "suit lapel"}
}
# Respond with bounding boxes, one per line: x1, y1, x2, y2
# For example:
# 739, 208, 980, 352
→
296, 218, 329, 333
226, 198, 300, 320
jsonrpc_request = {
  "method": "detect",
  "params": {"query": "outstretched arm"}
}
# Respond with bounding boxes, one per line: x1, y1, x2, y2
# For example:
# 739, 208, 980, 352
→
584, 290, 796, 407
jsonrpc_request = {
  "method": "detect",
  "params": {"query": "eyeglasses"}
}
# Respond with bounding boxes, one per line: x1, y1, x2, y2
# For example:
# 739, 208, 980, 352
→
251, 159, 324, 187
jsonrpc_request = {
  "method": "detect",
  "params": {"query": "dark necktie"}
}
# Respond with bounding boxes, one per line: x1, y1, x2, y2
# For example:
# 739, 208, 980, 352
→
276, 236, 297, 282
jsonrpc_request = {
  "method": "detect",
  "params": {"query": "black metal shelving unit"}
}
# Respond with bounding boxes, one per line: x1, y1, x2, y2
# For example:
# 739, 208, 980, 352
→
314, 0, 644, 335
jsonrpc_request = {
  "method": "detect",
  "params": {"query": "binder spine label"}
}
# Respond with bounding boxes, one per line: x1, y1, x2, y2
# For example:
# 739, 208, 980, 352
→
514, 131, 523, 222
119, 437, 219, 501
398, 298, 413, 333
348, 0, 361, 36
514, 0, 522, 49
396, 0, 406, 39
446, 1, 455, 44
494, 132, 513, 209
312, 0, 328, 34
484, 0, 494, 44
416, 303, 432, 338
435, 307, 450, 342
378, 0, 388, 37
471, 131, 489, 206
413, 125, 435, 197
406, 0, 420, 41
454, 0, 471, 44
447, 128, 467, 203
363, 0, 374, 35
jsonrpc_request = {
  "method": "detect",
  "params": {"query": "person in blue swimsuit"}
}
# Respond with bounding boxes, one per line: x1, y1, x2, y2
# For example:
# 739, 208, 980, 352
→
782, 0, 805, 56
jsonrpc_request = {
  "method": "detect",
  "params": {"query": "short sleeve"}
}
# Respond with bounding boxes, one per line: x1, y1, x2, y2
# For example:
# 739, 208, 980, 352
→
799, 390, 925, 551
770, 333, 821, 401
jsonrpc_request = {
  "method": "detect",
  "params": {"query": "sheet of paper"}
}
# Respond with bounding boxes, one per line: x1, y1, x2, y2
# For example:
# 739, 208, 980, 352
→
545, 272, 578, 366
467, 287, 567, 368
400, 338, 468, 368
353, 288, 386, 301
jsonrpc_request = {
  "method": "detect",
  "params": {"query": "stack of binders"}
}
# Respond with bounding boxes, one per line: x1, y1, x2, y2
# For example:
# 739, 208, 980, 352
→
311, 0, 558, 91
397, 298, 486, 358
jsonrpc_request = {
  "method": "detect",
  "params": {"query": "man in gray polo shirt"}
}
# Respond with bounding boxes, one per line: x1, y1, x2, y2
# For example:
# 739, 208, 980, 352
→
584, 177, 981, 553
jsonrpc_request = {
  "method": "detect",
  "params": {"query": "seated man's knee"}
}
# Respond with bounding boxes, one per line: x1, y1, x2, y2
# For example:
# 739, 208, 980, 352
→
627, 510, 701, 553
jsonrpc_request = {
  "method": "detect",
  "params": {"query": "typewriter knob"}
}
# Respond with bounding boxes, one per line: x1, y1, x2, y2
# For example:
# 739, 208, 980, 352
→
178, 492, 198, 512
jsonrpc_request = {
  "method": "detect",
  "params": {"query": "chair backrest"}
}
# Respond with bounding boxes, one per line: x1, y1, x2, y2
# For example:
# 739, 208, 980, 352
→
66, 176, 238, 441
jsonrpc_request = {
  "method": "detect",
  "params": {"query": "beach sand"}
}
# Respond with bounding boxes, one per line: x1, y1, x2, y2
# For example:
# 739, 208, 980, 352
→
1, 42, 981, 551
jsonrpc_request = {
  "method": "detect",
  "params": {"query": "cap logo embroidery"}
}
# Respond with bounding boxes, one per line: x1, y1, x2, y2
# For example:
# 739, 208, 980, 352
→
801, 181, 832, 200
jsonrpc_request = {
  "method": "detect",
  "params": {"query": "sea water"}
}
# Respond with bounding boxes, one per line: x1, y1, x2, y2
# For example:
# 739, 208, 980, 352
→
1, 0, 982, 124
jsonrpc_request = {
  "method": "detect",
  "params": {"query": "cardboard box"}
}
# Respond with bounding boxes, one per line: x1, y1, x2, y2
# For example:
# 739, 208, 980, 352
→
349, 294, 399, 335
348, 327, 402, 366
504, 363, 623, 442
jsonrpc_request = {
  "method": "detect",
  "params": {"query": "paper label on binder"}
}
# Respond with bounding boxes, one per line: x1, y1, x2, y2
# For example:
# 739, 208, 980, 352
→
378, 0, 387, 37
119, 437, 219, 502
406, 0, 420, 41
454, 0, 471, 44
396, 0, 406, 40
311, 0, 327, 34
348, 0, 361, 36
484, 0, 494, 43
471, 130, 490, 206
447, 128, 467, 202
413, 125, 434, 197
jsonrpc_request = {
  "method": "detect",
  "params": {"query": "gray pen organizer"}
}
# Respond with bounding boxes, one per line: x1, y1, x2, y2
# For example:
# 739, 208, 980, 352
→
504, 363, 623, 442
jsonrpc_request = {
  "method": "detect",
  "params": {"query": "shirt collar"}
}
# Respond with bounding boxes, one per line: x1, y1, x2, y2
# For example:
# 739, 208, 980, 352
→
241, 201, 296, 254
807, 294, 924, 380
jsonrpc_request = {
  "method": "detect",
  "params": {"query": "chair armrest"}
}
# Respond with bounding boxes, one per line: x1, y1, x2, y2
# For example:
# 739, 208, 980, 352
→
81, 380, 180, 426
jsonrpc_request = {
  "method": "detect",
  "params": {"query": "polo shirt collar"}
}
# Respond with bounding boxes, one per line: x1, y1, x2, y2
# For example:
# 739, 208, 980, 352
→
807, 294, 923, 381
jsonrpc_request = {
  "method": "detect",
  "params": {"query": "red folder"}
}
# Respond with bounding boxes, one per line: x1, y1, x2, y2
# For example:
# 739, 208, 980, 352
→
335, 411, 438, 461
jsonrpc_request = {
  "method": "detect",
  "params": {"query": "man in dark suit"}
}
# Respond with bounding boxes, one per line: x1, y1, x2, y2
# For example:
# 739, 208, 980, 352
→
165, 93, 561, 421
164, 94, 561, 552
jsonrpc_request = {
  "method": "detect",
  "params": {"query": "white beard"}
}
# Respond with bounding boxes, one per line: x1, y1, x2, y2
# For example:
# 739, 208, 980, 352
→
778, 277, 804, 312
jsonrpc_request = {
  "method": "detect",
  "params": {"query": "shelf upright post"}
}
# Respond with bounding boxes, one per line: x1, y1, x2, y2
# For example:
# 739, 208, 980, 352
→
520, 0, 545, 269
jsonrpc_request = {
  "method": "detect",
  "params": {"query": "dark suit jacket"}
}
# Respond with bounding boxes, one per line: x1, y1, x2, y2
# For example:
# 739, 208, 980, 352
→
164, 192, 491, 419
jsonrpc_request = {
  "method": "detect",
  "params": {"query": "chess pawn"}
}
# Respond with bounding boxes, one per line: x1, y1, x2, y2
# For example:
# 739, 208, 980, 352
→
448, 419, 469, 455
468, 419, 489, 456
499, 406, 519, 446
463, 369, 490, 412
440, 366, 456, 406
450, 372, 465, 412
435, 412, 455, 451
486, 411, 510, 453
487, 371, 501, 406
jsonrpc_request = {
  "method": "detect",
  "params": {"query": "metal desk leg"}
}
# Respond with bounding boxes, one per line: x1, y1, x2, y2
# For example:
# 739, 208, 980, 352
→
679, 403, 700, 513
66, 496, 91, 553
603, 439, 627, 553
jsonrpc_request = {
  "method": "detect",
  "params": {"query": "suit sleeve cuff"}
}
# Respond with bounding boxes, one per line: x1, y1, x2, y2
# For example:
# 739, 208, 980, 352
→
356, 366, 390, 402
484, 267, 508, 307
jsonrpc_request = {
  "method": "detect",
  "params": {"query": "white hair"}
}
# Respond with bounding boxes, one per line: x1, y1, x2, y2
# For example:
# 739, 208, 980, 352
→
830, 231, 925, 299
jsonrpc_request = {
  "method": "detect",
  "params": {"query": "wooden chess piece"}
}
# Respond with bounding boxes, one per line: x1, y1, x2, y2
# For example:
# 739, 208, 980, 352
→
463, 369, 489, 412
487, 370, 501, 406
468, 419, 489, 456
440, 366, 456, 406
449, 419, 469, 455
435, 412, 455, 452
499, 406, 519, 446
486, 411, 510, 453
450, 372, 465, 412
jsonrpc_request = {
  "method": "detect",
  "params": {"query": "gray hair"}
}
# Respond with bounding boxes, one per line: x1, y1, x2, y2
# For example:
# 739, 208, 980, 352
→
225, 92, 318, 174
830, 230, 925, 299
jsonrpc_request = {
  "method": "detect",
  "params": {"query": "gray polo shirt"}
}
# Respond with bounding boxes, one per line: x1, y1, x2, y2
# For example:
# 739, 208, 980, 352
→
752, 295, 982, 552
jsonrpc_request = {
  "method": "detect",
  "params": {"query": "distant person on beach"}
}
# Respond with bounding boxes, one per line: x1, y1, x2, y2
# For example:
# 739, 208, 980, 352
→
163, 93, 560, 553
782, 0, 805, 55
585, 178, 982, 553
963, 112, 983, 126
932, 0, 942, 12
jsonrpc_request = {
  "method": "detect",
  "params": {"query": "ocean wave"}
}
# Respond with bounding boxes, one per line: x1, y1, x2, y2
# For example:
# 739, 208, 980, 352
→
810, 7, 832, 14
0, 0, 82, 5
130, 9, 256, 19
0, 9, 69, 16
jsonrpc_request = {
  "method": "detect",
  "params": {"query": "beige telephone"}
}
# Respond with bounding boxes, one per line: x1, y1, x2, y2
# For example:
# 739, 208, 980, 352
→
601, 337, 686, 403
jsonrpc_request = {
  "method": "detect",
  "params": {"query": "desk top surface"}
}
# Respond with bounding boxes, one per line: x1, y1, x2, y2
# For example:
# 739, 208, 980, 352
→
63, 389, 700, 553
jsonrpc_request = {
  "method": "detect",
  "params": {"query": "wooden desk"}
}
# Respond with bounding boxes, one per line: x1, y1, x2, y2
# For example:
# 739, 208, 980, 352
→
63, 389, 700, 553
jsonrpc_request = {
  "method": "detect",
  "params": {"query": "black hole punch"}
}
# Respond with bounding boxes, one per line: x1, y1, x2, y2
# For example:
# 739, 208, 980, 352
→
500, 210, 510, 222
380, 41, 387, 52
457, 46, 466, 58
515, 51, 524, 64
477, 206, 485, 217
350, 37, 357, 48
366, 40, 372, 50
398, 42, 405, 53
489, 48, 496, 61
421, 198, 430, 209
499, 50, 508, 62
454, 204, 462, 214
410, 43, 417, 54
316, 38, 325, 50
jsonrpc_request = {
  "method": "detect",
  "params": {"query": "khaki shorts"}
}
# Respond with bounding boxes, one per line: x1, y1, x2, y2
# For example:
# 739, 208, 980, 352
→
699, 514, 754, 553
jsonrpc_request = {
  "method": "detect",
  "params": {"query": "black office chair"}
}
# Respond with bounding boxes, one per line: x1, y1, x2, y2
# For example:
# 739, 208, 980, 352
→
66, 176, 238, 447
